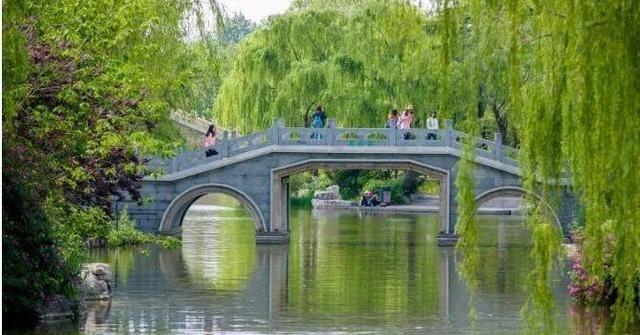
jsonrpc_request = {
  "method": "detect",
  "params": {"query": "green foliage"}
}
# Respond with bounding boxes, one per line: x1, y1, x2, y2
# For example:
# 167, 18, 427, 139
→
288, 171, 332, 208
439, 0, 640, 332
217, 13, 256, 45
362, 176, 407, 204
214, 1, 452, 133
108, 210, 181, 249
2, 170, 75, 327
290, 193, 314, 208
47, 201, 112, 240
2, 0, 217, 322
289, 169, 431, 205
326, 170, 393, 200
417, 178, 440, 195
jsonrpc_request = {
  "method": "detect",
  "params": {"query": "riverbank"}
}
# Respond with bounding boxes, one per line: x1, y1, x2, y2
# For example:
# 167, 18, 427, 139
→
353, 205, 520, 215
311, 195, 523, 215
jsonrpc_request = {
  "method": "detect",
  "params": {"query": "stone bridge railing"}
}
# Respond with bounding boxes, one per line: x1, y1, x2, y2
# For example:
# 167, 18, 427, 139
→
149, 118, 520, 174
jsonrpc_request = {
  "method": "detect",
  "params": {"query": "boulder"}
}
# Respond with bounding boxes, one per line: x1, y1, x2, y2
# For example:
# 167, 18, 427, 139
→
80, 263, 112, 301
312, 185, 341, 200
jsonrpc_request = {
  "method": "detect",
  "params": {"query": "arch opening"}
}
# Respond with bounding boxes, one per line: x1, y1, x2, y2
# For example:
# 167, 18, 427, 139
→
475, 186, 564, 235
180, 192, 258, 291
160, 183, 267, 234
271, 159, 451, 234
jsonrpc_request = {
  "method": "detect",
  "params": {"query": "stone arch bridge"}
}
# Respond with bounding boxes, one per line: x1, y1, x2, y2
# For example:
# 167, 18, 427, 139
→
116, 119, 577, 244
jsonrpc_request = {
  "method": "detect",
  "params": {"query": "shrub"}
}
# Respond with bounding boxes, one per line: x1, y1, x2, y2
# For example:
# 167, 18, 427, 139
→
289, 171, 332, 208
107, 210, 150, 246
2, 175, 74, 326
567, 226, 639, 310
362, 177, 407, 204
290, 193, 314, 208
417, 178, 440, 195
108, 210, 181, 249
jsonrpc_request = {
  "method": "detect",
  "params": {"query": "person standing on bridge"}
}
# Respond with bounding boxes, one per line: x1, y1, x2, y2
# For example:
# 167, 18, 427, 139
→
398, 106, 414, 140
204, 124, 218, 157
426, 111, 439, 140
311, 104, 327, 139
386, 109, 399, 128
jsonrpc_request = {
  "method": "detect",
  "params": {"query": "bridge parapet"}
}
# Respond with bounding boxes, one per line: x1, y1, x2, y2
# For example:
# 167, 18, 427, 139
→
149, 118, 520, 174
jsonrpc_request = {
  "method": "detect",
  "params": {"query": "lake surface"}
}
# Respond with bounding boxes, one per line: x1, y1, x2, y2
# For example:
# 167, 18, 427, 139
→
74, 196, 580, 334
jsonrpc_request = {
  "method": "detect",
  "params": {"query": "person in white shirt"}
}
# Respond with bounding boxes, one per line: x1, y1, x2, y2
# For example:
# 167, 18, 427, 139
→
426, 112, 439, 140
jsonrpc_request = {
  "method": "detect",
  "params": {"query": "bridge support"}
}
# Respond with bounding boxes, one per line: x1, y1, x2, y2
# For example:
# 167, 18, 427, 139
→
256, 231, 290, 244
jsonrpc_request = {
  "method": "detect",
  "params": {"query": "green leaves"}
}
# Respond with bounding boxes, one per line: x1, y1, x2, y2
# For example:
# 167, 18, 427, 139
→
214, 1, 446, 133
443, 0, 640, 332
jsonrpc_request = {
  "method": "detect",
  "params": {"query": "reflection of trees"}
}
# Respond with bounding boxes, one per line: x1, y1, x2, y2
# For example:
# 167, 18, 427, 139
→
476, 216, 531, 295
89, 247, 136, 287
287, 209, 441, 323
180, 195, 257, 292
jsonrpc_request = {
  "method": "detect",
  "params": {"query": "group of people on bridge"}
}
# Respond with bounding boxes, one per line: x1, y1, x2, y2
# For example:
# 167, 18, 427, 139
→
306, 104, 441, 140
203, 104, 441, 157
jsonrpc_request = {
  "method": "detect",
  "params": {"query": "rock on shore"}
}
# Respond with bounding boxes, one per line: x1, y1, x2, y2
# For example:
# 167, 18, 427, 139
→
80, 263, 112, 301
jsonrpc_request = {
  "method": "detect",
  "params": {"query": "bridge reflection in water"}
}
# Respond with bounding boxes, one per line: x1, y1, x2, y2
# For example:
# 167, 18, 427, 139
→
83, 202, 573, 334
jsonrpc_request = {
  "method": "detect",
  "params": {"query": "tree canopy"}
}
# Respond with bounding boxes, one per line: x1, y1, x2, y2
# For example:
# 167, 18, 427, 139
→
214, 1, 451, 132
2, 0, 222, 323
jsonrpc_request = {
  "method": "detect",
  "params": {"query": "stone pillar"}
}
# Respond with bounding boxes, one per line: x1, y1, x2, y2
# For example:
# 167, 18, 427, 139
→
493, 132, 503, 160
222, 131, 230, 158
444, 119, 453, 147
327, 118, 336, 145
327, 118, 337, 128
271, 118, 283, 145
390, 127, 397, 146
280, 177, 290, 233
171, 158, 178, 173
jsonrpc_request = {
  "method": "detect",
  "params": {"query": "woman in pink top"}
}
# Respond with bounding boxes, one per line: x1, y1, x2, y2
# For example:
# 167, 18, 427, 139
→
398, 107, 414, 139
204, 124, 218, 157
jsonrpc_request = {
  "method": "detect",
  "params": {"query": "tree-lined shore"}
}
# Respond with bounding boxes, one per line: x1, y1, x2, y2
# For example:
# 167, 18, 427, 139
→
3, 0, 638, 333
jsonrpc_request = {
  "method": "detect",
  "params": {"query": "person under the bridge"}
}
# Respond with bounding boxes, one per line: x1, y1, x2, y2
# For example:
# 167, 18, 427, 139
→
204, 124, 218, 157
360, 191, 381, 207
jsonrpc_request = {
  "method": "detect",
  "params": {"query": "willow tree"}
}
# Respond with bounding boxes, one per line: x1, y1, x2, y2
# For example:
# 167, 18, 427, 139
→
214, 1, 456, 133
444, 0, 640, 333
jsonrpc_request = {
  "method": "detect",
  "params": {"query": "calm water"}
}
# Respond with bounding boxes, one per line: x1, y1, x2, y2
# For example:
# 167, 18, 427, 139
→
73, 196, 580, 333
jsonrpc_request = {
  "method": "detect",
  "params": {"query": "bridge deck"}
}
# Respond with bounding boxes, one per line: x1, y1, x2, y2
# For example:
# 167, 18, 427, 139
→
149, 118, 519, 179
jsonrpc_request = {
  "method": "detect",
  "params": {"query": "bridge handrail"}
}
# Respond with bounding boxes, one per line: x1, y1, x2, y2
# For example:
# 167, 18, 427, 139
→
149, 118, 520, 174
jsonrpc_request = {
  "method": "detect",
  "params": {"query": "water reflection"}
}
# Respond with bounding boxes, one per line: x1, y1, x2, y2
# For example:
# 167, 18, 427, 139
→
181, 194, 256, 292
81, 197, 573, 334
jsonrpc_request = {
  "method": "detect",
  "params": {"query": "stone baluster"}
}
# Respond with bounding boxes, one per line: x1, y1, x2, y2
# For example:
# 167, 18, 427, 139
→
327, 118, 337, 145
171, 157, 178, 173
493, 132, 503, 161
444, 119, 453, 147
271, 118, 284, 145
222, 131, 230, 158
391, 127, 397, 146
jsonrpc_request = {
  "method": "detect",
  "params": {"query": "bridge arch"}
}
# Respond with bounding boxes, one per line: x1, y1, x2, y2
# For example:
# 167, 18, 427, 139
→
475, 186, 563, 234
270, 159, 451, 234
159, 183, 267, 233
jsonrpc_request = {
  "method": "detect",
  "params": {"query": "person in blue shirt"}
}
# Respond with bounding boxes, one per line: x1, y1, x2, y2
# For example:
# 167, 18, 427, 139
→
310, 104, 327, 139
